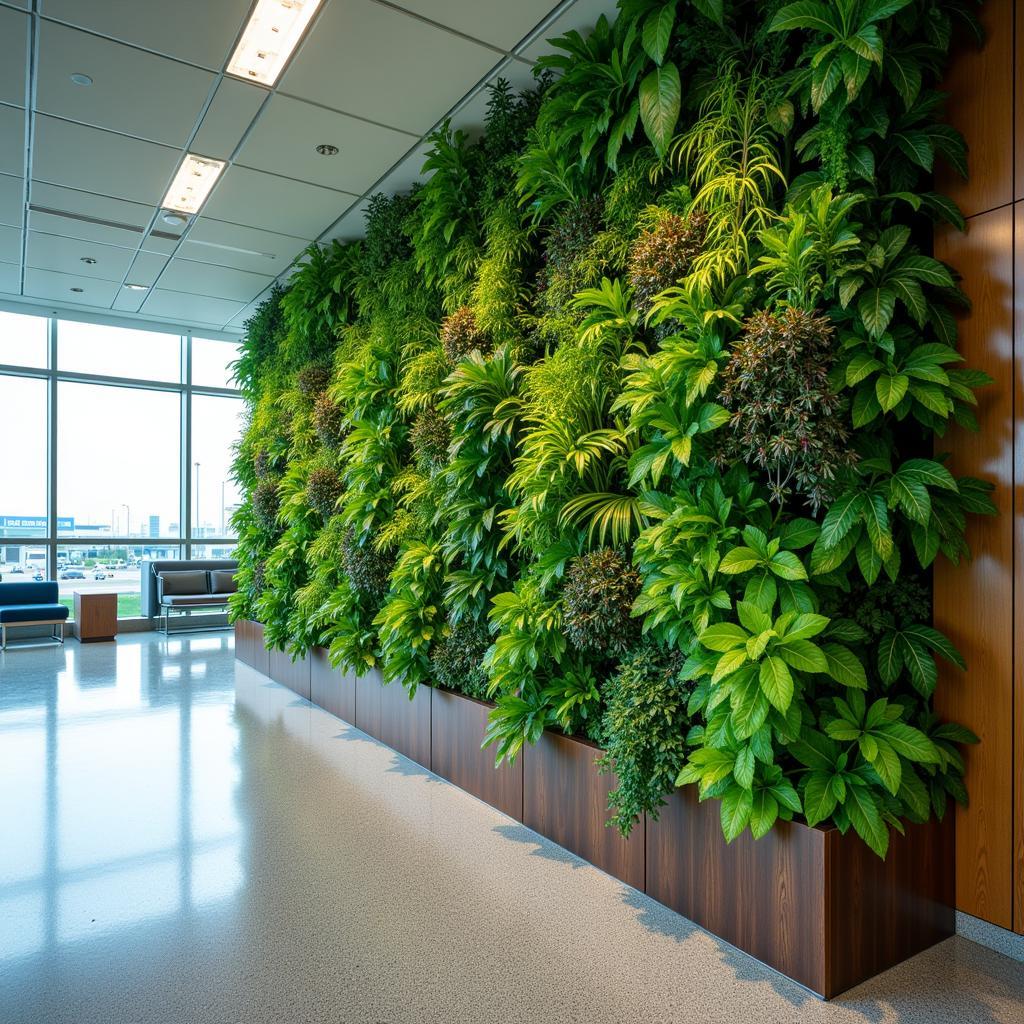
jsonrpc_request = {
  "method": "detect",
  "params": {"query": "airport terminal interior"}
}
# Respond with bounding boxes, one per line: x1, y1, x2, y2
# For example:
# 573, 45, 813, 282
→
1, 2, 1023, 1021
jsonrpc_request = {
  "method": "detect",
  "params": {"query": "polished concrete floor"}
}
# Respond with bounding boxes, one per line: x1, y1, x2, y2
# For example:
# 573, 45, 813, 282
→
1, 633, 1022, 1024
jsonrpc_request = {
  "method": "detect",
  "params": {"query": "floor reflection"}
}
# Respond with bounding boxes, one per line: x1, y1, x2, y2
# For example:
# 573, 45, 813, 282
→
0, 633, 242, 965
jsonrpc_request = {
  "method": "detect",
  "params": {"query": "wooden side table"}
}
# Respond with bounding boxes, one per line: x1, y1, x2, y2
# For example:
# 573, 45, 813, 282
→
74, 592, 118, 643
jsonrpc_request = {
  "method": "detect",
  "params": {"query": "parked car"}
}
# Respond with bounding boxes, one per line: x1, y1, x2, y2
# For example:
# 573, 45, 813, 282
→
60, 569, 85, 580
92, 570, 107, 580
33, 571, 44, 581
10, 566, 23, 574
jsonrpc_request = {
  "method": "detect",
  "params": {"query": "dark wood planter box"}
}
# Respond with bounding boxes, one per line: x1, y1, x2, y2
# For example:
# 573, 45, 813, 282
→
354, 667, 431, 769
268, 645, 311, 701
310, 647, 357, 724
523, 730, 645, 891
431, 689, 523, 820
234, 619, 268, 676
645, 785, 955, 998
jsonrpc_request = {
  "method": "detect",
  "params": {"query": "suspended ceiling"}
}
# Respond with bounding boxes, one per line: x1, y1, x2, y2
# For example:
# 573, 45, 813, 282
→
0, 0, 617, 337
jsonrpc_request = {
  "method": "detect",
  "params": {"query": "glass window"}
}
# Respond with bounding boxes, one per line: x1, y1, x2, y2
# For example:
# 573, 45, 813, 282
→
58, 320, 181, 383
57, 544, 182, 619
188, 543, 237, 560
190, 394, 244, 538
57, 381, 181, 538
0, 375, 48, 539
191, 338, 241, 390
0, 311, 48, 368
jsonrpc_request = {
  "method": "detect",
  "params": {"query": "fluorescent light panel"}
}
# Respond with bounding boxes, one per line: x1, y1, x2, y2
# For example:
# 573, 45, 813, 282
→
162, 154, 226, 215
227, 0, 323, 86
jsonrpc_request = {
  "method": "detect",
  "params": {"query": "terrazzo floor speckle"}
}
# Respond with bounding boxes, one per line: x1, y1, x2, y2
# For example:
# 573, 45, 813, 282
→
1, 632, 1022, 1023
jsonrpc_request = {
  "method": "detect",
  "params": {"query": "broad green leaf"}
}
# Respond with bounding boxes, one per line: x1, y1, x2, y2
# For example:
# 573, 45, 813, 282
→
775, 638, 828, 673
890, 474, 931, 525
769, 550, 808, 581
712, 647, 749, 684
879, 721, 941, 763
867, 736, 902, 795
820, 492, 866, 549
759, 656, 794, 712
700, 622, 749, 652
744, 573, 777, 612
876, 373, 909, 411
846, 352, 884, 386
733, 745, 755, 789
779, 518, 819, 550
749, 790, 779, 838
719, 547, 763, 574
877, 631, 903, 685
845, 784, 889, 858
859, 287, 897, 338
896, 635, 938, 697
642, 4, 676, 65
901, 624, 966, 670
720, 785, 754, 842
802, 772, 838, 826
782, 612, 829, 641
639, 63, 681, 158
736, 600, 772, 635
821, 643, 868, 689
767, 1, 838, 35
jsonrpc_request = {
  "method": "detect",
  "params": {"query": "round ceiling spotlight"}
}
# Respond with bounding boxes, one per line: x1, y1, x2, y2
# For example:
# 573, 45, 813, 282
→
70, 73, 93, 86
315, 143, 339, 156
162, 211, 188, 227
80, 256, 97, 265
70, 287, 84, 293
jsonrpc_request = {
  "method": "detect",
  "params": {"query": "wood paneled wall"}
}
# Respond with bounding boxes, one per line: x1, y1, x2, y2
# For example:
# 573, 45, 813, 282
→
934, 0, 1022, 932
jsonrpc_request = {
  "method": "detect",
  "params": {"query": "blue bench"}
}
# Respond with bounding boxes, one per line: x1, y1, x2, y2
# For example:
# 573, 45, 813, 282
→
0, 581, 69, 650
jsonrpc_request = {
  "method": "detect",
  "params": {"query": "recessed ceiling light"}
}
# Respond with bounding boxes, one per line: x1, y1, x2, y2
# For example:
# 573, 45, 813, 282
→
162, 211, 188, 227
70, 73, 93, 86
70, 287, 84, 293
80, 256, 97, 265
161, 154, 225, 215
226, 0, 323, 86
315, 143, 338, 156
124, 284, 149, 291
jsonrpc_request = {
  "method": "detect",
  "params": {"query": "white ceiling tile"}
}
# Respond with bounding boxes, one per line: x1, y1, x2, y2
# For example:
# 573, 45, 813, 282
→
158, 258, 274, 303
236, 94, 414, 193
0, 173, 23, 227
33, 115, 179, 206
141, 288, 245, 327
179, 219, 308, 275
124, 250, 169, 288
25, 230, 134, 280
111, 289, 146, 313
518, 0, 619, 63
28, 209, 142, 250
281, 0, 501, 135
192, 78, 268, 161
141, 229, 184, 255
39, 0, 254, 70
395, 0, 558, 50
0, 7, 28, 107
226, 295, 270, 329
0, 104, 25, 176
23, 266, 120, 306
0, 260, 19, 295
0, 224, 20, 263
30, 180, 153, 226
36, 22, 216, 147
201, 165, 355, 238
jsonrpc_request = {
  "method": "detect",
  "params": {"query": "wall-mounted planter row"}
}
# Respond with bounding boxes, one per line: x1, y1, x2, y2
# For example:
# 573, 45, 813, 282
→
235, 621, 954, 998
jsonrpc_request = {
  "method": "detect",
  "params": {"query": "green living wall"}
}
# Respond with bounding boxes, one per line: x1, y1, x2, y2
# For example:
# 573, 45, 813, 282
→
230, 0, 992, 857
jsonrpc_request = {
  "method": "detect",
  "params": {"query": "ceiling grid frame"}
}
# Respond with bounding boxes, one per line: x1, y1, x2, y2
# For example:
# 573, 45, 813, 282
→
0, 0, 612, 335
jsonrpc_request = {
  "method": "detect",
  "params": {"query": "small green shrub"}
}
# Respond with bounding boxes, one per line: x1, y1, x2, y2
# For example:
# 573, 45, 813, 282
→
410, 407, 451, 471
716, 306, 855, 510
431, 616, 492, 700
252, 479, 280, 532
305, 465, 342, 518
626, 210, 706, 310
341, 528, 393, 602
599, 642, 690, 834
440, 306, 491, 365
296, 362, 332, 399
562, 549, 642, 657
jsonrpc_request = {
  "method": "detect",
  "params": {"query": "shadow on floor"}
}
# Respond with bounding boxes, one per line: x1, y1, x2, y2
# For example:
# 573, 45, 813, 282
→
492, 823, 587, 868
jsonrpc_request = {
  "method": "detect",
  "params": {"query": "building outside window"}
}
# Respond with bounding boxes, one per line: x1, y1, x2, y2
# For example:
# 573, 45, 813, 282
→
0, 312, 243, 620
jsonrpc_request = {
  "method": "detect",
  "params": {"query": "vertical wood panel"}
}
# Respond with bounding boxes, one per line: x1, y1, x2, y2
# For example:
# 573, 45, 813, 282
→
310, 647, 356, 724
935, 208, 1015, 928
1016, 202, 1024, 933
523, 731, 645, 890
431, 690, 523, 821
268, 646, 311, 700
354, 670, 431, 769
1016, 0, 1023, 202
936, 0, 1014, 217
